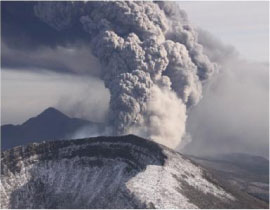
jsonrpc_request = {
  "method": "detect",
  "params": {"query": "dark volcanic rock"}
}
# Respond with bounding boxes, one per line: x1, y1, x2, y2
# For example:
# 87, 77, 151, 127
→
1, 135, 268, 209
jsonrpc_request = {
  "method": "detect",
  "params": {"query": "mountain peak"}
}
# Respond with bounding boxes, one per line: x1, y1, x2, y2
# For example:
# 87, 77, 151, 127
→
22, 107, 69, 127
40, 107, 66, 117
43, 107, 60, 112
2, 107, 100, 150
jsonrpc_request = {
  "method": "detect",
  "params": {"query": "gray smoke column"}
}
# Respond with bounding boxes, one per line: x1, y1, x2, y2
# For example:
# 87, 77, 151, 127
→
34, 1, 216, 148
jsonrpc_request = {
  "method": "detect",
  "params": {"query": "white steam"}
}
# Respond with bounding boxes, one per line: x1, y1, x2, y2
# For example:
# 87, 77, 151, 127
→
34, 1, 216, 148
142, 85, 187, 148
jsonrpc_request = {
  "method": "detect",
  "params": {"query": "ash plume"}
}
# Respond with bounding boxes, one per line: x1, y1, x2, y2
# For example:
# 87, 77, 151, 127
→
34, 1, 216, 148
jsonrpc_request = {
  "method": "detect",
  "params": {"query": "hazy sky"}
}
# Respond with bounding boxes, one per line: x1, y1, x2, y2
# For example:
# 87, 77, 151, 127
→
178, 1, 269, 157
1, 69, 109, 125
180, 1, 269, 62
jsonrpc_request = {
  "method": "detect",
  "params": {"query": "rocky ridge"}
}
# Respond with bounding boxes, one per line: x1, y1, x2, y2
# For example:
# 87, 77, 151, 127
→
1, 135, 268, 208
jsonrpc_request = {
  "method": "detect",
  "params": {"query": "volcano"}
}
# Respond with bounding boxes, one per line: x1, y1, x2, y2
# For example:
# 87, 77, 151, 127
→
1, 135, 267, 209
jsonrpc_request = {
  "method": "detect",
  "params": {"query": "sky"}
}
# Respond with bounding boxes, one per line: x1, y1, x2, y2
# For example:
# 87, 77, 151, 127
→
179, 1, 269, 62
1, 1, 269, 158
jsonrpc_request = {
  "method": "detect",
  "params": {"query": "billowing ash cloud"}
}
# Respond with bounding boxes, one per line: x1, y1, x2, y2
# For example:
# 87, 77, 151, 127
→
34, 1, 216, 148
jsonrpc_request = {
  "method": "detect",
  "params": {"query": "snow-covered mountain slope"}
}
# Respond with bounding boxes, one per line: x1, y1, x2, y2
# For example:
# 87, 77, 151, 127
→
1, 135, 267, 208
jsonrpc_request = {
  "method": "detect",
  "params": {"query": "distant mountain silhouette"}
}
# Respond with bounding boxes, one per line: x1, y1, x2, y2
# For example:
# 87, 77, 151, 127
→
1, 107, 103, 150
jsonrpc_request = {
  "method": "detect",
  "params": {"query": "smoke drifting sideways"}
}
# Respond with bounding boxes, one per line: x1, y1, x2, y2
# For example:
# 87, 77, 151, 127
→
182, 29, 269, 158
34, 1, 216, 149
